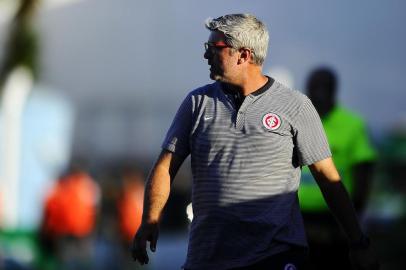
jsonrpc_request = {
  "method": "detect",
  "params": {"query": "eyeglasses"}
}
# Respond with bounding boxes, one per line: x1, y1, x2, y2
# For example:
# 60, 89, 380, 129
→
204, 41, 231, 52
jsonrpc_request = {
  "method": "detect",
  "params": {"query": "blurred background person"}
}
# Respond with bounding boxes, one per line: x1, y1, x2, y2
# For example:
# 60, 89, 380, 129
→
116, 164, 145, 270
298, 67, 377, 270
117, 165, 144, 245
38, 160, 100, 270
366, 118, 406, 269
90, 161, 148, 270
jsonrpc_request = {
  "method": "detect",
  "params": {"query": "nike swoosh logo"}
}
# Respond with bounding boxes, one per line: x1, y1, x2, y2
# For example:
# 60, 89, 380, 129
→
204, 116, 212, 120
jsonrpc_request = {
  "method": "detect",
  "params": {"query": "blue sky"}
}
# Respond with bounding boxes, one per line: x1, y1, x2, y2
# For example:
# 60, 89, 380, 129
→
2, 0, 405, 158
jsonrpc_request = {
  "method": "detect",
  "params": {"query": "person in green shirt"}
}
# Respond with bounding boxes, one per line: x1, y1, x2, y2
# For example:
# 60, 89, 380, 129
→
298, 67, 377, 270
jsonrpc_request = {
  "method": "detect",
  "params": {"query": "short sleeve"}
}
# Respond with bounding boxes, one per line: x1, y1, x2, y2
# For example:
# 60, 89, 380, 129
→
349, 119, 377, 164
161, 94, 193, 158
294, 97, 332, 166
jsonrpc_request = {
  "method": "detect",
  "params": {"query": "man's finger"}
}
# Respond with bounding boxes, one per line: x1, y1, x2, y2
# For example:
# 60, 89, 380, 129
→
150, 231, 159, 252
134, 248, 149, 265
132, 236, 149, 264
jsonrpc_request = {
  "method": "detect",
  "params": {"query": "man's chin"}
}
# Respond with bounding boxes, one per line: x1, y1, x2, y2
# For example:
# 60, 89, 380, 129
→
210, 72, 222, 81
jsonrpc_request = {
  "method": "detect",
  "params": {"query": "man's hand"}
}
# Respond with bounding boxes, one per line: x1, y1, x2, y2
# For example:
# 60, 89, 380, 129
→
130, 150, 185, 265
349, 247, 380, 270
131, 222, 159, 265
309, 158, 380, 269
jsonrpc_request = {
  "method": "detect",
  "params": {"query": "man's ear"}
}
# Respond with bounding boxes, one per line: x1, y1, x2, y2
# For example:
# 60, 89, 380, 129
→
238, 48, 252, 64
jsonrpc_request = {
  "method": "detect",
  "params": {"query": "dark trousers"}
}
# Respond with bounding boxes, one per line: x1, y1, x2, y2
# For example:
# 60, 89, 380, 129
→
231, 248, 308, 270
185, 247, 308, 270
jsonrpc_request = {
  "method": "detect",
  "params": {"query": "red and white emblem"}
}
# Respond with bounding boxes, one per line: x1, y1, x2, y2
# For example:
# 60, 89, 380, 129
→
262, 113, 281, 131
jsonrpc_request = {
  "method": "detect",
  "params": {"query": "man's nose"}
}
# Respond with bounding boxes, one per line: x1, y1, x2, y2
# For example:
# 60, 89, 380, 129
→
204, 49, 211, 59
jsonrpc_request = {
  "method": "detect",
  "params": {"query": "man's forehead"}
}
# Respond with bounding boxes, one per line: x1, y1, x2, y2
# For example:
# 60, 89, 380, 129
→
208, 31, 226, 42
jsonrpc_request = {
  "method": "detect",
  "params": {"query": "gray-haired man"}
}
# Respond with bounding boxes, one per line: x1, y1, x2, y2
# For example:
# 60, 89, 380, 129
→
131, 14, 379, 270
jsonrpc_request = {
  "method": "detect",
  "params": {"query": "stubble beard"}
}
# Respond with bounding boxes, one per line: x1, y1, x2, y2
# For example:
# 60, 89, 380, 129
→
209, 67, 224, 82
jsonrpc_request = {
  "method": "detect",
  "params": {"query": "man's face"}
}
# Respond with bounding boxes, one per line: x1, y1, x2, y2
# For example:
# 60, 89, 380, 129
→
204, 31, 239, 82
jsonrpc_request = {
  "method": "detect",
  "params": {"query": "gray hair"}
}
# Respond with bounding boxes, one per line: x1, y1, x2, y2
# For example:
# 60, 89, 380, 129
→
205, 14, 269, 65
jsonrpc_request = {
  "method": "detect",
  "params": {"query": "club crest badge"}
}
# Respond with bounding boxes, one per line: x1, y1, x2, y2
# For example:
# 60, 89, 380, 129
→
284, 263, 297, 270
262, 113, 281, 131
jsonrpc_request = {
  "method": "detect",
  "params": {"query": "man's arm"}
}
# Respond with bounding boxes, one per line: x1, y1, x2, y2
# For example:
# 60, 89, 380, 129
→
309, 157, 379, 270
131, 149, 186, 265
352, 161, 375, 214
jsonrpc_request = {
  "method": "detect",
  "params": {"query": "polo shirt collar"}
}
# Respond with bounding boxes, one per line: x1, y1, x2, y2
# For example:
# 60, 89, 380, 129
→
221, 76, 274, 97
220, 76, 275, 110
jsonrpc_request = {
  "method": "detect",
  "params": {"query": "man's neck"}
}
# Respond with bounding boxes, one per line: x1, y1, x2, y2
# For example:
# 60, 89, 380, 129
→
225, 70, 268, 96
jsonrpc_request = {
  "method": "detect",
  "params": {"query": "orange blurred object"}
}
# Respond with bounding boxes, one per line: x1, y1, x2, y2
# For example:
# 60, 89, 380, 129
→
117, 171, 144, 242
42, 171, 99, 237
